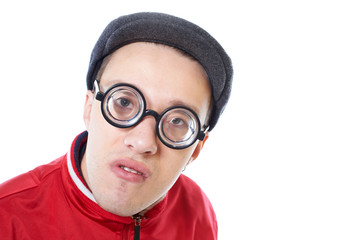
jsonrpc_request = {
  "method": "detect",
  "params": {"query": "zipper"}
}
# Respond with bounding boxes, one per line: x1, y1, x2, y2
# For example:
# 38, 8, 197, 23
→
132, 214, 143, 240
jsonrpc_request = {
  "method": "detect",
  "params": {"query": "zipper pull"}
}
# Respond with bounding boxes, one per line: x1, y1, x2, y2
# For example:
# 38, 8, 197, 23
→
133, 214, 142, 240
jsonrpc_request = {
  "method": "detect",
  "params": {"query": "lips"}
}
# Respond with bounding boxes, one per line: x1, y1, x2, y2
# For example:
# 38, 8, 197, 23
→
111, 158, 151, 183
120, 166, 143, 175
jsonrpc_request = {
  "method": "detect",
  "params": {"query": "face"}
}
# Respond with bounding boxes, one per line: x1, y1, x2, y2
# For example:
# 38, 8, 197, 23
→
82, 42, 211, 217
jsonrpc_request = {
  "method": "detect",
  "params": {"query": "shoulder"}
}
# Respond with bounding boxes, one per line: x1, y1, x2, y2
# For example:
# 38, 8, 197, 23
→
164, 175, 218, 238
0, 155, 66, 238
173, 174, 212, 202
168, 174, 218, 231
0, 155, 65, 200
173, 174, 216, 215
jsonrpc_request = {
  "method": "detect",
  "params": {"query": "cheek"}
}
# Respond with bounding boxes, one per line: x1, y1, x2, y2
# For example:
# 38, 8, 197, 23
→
86, 105, 118, 167
149, 148, 195, 199
158, 146, 196, 178
88, 102, 106, 132
88, 103, 116, 145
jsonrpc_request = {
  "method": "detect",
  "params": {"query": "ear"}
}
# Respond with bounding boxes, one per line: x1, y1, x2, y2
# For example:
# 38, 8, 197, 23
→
83, 90, 94, 130
186, 132, 209, 166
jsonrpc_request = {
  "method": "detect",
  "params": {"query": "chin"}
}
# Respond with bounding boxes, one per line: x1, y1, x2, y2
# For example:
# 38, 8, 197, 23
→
95, 194, 145, 216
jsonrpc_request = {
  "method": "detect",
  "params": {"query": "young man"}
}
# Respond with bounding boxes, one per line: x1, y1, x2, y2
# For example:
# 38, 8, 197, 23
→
0, 12, 232, 239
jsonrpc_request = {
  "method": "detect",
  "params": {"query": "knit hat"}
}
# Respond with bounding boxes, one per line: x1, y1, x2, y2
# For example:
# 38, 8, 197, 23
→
86, 12, 233, 131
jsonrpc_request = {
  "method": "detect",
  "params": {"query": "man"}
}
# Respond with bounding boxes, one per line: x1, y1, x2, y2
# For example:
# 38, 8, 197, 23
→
0, 12, 232, 239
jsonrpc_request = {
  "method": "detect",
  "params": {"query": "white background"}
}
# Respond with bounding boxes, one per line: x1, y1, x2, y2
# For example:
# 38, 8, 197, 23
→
0, 0, 360, 239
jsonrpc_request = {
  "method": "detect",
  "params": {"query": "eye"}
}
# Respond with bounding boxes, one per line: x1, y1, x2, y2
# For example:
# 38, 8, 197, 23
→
170, 117, 186, 126
101, 84, 145, 126
115, 97, 132, 108
113, 96, 134, 110
108, 94, 139, 120
162, 116, 193, 142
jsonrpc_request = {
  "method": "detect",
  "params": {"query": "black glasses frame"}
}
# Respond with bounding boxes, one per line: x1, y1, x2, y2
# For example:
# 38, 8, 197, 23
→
93, 81, 207, 150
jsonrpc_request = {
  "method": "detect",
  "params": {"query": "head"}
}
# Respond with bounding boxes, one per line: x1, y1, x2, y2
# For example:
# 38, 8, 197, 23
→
81, 12, 233, 217
82, 42, 211, 216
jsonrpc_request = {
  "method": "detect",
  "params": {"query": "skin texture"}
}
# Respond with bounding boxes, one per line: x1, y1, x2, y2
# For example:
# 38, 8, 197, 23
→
82, 42, 212, 217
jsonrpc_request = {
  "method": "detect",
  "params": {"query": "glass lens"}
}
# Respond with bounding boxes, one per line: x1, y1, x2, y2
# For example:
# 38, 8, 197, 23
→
159, 108, 199, 147
104, 86, 144, 127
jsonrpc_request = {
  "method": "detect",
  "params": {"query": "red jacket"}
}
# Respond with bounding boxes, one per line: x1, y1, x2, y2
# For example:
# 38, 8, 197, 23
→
0, 133, 217, 239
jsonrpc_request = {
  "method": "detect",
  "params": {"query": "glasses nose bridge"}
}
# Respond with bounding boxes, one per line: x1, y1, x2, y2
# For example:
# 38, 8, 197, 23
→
143, 109, 160, 122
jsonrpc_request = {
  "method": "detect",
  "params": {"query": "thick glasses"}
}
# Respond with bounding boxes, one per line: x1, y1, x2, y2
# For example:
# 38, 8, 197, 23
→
93, 81, 208, 150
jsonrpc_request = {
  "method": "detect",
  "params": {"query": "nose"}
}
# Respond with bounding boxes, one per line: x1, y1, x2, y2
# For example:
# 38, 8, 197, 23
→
123, 116, 158, 155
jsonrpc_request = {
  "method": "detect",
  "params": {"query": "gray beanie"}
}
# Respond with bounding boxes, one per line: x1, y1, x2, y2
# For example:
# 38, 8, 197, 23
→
86, 12, 233, 131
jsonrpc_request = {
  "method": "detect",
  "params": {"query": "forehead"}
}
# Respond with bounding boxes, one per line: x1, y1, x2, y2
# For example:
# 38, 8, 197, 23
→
99, 42, 211, 116
100, 42, 208, 83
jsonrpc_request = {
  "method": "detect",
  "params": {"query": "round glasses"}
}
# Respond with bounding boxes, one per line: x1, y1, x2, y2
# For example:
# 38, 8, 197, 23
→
93, 81, 208, 150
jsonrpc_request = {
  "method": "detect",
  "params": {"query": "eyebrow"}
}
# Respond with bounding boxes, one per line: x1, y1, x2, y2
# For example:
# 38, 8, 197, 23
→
167, 100, 201, 116
100, 79, 123, 90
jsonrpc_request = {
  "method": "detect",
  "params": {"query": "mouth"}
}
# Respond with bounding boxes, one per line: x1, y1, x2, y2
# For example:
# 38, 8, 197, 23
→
111, 159, 151, 183
120, 166, 144, 176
